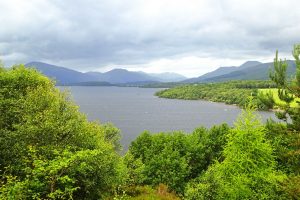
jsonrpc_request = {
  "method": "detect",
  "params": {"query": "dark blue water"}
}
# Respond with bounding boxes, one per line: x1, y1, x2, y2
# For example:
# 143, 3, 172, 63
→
60, 86, 276, 151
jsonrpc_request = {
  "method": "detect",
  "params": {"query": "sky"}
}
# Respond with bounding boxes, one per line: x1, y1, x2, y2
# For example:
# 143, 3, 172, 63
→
0, 0, 299, 77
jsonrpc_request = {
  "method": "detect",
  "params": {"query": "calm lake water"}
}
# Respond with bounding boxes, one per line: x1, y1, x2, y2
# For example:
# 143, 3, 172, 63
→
60, 86, 276, 151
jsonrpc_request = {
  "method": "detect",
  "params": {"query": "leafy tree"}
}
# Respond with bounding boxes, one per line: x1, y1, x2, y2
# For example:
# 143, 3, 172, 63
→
0, 65, 124, 199
123, 151, 146, 186
186, 106, 286, 199
187, 124, 230, 179
126, 125, 230, 195
1, 147, 121, 199
128, 131, 190, 194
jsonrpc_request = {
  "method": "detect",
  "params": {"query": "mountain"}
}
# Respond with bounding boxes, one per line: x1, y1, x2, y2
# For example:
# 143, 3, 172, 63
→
148, 72, 186, 82
25, 61, 97, 84
86, 70, 186, 83
238, 61, 262, 69
84, 71, 105, 79
205, 60, 296, 82
184, 66, 238, 83
27, 60, 293, 85
25, 62, 186, 85
184, 60, 296, 83
86, 69, 155, 84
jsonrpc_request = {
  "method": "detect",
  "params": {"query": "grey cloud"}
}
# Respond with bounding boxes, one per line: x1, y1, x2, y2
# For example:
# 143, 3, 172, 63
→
0, 0, 299, 73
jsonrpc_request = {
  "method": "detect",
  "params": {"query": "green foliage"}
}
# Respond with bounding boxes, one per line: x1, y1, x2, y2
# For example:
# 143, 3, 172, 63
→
186, 107, 287, 200
187, 124, 229, 179
239, 44, 300, 199
269, 44, 300, 130
0, 65, 124, 199
126, 125, 230, 195
113, 184, 181, 200
281, 175, 300, 200
0, 61, 5, 72
102, 123, 122, 152
2, 63, 298, 199
259, 89, 299, 108
156, 80, 276, 110
265, 121, 292, 172
128, 131, 190, 194
257, 90, 275, 110
123, 152, 146, 185
270, 51, 289, 88
140, 82, 183, 88
266, 45, 300, 198
1, 147, 111, 199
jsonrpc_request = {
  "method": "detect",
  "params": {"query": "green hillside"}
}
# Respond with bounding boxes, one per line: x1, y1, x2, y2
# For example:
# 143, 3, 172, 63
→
184, 60, 296, 83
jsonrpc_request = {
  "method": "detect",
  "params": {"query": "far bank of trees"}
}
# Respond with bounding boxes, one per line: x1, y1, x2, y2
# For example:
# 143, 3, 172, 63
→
155, 80, 277, 110
0, 44, 299, 199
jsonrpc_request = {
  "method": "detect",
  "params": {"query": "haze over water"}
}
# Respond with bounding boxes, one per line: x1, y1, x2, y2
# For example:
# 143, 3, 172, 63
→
62, 86, 276, 151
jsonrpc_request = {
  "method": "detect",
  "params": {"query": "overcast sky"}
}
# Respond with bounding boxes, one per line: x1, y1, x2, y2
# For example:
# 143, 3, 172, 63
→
0, 0, 299, 77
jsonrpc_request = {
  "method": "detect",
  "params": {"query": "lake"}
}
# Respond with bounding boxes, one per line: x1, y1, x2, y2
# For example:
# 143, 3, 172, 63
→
61, 86, 276, 151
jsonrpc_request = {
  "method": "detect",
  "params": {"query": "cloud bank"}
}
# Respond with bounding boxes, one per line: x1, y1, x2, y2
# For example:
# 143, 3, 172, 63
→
0, 0, 299, 77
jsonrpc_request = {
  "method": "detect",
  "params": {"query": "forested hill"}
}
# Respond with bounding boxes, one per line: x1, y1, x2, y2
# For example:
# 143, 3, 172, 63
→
184, 60, 296, 83
156, 80, 278, 110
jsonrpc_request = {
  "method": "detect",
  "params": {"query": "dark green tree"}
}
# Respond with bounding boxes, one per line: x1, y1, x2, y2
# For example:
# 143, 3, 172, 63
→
268, 44, 300, 199
126, 125, 230, 195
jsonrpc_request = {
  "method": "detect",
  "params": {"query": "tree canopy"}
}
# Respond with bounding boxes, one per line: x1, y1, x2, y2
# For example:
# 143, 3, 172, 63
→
0, 65, 124, 199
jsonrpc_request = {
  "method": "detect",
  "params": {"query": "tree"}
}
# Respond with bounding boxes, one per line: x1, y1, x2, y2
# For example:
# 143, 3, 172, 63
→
128, 131, 190, 194
269, 44, 300, 130
268, 44, 300, 198
185, 106, 286, 199
126, 125, 230, 195
187, 124, 230, 179
0, 65, 124, 199
257, 90, 275, 110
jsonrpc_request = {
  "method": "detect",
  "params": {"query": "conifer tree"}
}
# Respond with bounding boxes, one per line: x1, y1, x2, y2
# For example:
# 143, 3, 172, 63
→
269, 44, 300, 130
268, 44, 300, 198
185, 104, 286, 199
269, 44, 300, 163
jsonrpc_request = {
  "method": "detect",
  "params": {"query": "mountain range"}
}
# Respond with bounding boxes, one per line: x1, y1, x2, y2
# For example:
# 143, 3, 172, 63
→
25, 62, 186, 85
25, 60, 297, 85
183, 60, 296, 83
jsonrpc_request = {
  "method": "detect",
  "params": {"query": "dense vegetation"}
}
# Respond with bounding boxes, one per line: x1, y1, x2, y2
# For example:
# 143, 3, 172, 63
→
259, 88, 299, 108
125, 124, 230, 195
0, 44, 299, 199
140, 82, 183, 88
0, 65, 125, 199
156, 80, 277, 110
